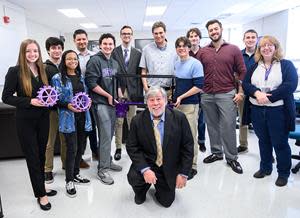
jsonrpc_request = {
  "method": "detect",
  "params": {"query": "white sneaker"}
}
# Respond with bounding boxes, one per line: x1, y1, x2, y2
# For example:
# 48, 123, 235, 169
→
66, 181, 77, 198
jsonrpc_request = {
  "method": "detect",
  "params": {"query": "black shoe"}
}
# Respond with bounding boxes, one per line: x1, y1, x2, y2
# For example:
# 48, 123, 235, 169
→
66, 181, 77, 198
275, 177, 288, 187
203, 154, 223, 164
44, 172, 54, 184
227, 160, 243, 174
253, 170, 272, 178
114, 149, 122, 161
74, 174, 91, 185
46, 189, 57, 197
199, 143, 206, 152
37, 198, 51, 211
134, 194, 146, 205
187, 169, 197, 180
237, 146, 248, 154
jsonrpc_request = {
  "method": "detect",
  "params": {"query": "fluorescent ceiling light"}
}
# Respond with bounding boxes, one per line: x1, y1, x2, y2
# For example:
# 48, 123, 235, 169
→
222, 3, 252, 14
80, 23, 98, 29
58, 8, 85, 18
146, 6, 167, 16
143, 21, 154, 27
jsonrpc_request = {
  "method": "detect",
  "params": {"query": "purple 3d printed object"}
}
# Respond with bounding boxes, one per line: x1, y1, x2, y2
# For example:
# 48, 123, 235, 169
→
37, 85, 58, 107
71, 92, 91, 111
115, 101, 146, 118
116, 102, 129, 118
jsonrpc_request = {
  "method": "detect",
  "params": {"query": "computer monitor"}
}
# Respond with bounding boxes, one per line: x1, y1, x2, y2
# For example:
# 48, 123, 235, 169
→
134, 39, 154, 51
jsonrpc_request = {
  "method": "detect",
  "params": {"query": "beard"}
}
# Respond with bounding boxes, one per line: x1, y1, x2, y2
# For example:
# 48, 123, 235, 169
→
149, 107, 165, 119
210, 33, 222, 42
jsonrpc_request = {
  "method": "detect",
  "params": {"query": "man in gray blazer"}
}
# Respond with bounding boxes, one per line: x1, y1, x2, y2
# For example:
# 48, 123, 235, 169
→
112, 25, 142, 161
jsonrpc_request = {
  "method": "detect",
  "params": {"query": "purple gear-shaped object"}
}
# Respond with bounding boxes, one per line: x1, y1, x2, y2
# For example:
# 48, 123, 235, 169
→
71, 92, 91, 111
37, 85, 58, 107
116, 102, 129, 118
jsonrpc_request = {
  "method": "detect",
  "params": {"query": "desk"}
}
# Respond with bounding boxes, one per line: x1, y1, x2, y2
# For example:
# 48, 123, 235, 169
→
0, 102, 60, 159
0, 102, 22, 158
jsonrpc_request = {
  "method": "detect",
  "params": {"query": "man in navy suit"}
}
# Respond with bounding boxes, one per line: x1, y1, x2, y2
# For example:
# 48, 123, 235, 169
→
126, 86, 193, 207
112, 25, 142, 161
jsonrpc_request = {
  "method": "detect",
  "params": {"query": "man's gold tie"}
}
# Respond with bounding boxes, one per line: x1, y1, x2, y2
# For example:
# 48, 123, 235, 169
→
153, 119, 163, 167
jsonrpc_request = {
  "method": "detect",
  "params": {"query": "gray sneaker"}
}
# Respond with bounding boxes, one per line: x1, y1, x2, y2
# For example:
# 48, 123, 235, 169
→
97, 170, 114, 185
110, 161, 122, 172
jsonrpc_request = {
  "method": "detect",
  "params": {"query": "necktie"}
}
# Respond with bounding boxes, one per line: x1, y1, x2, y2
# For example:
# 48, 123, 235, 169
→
124, 48, 129, 70
153, 119, 163, 167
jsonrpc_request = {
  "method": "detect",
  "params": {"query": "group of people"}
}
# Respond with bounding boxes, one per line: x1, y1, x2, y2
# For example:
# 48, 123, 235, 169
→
1, 18, 298, 210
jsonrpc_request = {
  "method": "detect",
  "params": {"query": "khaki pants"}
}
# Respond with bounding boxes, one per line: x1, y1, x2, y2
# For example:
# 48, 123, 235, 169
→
177, 104, 199, 170
238, 98, 248, 147
44, 110, 67, 172
115, 90, 136, 149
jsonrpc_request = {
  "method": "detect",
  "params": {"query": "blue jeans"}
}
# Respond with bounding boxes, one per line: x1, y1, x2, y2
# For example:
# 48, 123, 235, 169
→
251, 105, 291, 178
197, 107, 205, 144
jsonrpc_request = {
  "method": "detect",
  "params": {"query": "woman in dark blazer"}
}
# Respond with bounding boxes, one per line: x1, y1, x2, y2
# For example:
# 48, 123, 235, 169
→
242, 35, 298, 187
2, 39, 56, 210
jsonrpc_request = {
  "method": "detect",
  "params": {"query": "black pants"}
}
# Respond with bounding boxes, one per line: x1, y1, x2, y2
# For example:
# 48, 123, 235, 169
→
16, 112, 49, 198
127, 165, 175, 207
64, 112, 86, 182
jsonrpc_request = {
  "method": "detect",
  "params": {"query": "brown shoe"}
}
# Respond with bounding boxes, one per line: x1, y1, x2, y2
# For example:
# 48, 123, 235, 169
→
80, 159, 90, 169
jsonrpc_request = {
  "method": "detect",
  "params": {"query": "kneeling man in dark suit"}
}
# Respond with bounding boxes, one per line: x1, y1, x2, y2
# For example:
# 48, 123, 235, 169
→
126, 86, 194, 207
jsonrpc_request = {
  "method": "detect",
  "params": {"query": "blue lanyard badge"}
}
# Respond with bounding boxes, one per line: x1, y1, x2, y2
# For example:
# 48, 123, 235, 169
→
264, 63, 273, 81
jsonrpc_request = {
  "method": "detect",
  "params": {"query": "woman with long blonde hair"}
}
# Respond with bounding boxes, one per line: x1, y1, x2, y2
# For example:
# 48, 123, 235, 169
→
2, 39, 56, 210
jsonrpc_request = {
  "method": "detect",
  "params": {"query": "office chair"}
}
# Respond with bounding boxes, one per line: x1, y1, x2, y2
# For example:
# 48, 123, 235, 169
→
289, 124, 300, 173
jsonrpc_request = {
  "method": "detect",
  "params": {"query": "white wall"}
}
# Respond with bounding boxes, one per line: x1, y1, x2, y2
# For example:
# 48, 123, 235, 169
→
243, 10, 289, 53
286, 6, 300, 60
26, 19, 61, 60
0, 0, 63, 95
0, 0, 27, 85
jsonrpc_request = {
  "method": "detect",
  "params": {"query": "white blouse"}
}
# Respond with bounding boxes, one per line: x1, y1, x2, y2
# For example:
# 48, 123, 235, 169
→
250, 61, 284, 106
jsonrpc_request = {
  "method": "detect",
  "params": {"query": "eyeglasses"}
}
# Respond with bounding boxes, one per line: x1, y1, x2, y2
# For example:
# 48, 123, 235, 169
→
260, 43, 275, 48
121, 33, 132, 36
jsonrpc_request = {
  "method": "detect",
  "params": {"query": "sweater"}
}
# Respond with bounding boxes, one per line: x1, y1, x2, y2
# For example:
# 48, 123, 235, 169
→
242, 59, 298, 131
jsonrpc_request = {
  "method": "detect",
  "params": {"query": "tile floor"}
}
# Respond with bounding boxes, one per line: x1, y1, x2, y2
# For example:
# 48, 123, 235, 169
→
1, 130, 300, 218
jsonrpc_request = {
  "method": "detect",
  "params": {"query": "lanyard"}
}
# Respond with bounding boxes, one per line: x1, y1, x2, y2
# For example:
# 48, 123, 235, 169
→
264, 63, 273, 81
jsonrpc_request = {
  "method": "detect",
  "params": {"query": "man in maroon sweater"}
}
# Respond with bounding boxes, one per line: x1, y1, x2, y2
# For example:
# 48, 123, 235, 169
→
198, 19, 246, 174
